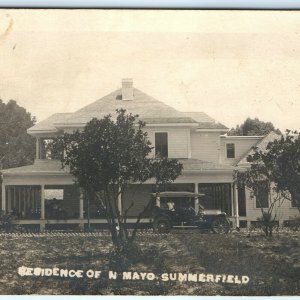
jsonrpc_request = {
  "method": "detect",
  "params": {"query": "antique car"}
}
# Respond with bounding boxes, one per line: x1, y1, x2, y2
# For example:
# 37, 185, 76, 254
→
151, 191, 230, 234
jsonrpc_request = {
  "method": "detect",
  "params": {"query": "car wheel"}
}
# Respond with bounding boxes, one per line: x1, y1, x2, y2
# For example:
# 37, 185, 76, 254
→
211, 217, 230, 234
153, 217, 171, 233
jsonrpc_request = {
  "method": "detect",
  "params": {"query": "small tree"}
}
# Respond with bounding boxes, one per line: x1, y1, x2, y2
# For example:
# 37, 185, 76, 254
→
262, 130, 300, 212
234, 149, 284, 236
0, 99, 36, 168
53, 109, 182, 257
228, 117, 281, 136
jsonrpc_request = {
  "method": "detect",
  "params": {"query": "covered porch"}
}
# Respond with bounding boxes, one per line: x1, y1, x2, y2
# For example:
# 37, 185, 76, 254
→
1, 159, 243, 231
1, 159, 82, 231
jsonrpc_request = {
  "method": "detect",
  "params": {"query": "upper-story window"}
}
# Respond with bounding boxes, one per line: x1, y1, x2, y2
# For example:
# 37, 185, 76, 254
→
226, 143, 235, 158
155, 132, 168, 158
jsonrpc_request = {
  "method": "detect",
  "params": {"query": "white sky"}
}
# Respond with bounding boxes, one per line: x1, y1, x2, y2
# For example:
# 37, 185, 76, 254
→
0, 9, 300, 131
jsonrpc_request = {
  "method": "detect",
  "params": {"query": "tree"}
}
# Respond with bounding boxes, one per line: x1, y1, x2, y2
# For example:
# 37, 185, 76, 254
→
228, 117, 281, 136
234, 148, 285, 236
53, 109, 183, 259
262, 130, 300, 212
0, 99, 36, 169
150, 156, 184, 197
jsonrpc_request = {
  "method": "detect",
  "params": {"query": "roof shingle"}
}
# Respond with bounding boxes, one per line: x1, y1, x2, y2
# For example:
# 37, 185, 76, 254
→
55, 88, 197, 126
28, 83, 229, 133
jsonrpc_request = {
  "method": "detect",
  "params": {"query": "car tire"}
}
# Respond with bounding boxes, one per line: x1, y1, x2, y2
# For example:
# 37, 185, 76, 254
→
153, 217, 171, 233
211, 217, 230, 234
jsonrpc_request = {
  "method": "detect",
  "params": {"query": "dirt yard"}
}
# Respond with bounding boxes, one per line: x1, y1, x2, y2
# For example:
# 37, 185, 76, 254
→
0, 230, 299, 295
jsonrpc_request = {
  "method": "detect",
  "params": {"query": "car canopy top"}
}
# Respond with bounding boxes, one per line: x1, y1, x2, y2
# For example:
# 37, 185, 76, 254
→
151, 191, 205, 198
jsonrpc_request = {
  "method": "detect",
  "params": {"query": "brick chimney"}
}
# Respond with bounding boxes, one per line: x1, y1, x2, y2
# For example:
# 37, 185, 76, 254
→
122, 78, 133, 100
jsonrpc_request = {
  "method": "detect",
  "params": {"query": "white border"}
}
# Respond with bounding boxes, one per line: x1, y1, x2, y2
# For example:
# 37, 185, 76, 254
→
0, 0, 299, 8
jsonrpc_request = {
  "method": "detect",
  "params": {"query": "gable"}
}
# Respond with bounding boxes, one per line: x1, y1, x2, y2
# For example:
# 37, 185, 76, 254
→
237, 131, 281, 166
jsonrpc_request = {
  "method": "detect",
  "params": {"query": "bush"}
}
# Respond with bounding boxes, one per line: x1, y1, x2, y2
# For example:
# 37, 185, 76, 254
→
256, 212, 279, 236
0, 210, 27, 233
283, 217, 300, 231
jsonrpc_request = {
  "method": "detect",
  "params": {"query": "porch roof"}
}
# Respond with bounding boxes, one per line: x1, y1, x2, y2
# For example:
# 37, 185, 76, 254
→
179, 159, 236, 172
183, 112, 228, 130
28, 113, 73, 134
1, 158, 235, 178
1, 159, 68, 175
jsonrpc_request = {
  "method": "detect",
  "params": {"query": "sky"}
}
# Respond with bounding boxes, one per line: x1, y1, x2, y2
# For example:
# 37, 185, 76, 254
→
0, 9, 300, 131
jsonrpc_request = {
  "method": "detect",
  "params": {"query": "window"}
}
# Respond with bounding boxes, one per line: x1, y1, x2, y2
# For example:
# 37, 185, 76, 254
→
155, 132, 168, 157
44, 189, 64, 200
226, 143, 235, 158
255, 186, 269, 208
238, 185, 246, 216
291, 192, 299, 208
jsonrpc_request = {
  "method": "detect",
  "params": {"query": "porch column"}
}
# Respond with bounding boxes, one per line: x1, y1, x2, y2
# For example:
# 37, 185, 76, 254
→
78, 188, 84, 231
1, 182, 6, 212
194, 182, 199, 214
40, 185, 45, 219
36, 138, 40, 159
231, 183, 235, 217
79, 189, 84, 219
40, 185, 45, 232
155, 196, 160, 207
7, 187, 11, 212
234, 184, 240, 228
117, 186, 122, 213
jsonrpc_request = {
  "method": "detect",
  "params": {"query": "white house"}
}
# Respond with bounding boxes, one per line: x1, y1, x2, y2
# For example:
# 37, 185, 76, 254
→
1, 79, 299, 231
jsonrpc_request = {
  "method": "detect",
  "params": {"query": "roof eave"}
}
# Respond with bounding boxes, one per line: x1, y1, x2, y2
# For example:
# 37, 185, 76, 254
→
220, 135, 264, 139
27, 129, 60, 137
182, 169, 235, 173
54, 122, 199, 129
145, 123, 198, 127
196, 128, 228, 133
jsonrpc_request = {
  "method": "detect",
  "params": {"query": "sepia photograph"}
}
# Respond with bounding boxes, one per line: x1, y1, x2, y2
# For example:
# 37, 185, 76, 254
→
0, 8, 299, 295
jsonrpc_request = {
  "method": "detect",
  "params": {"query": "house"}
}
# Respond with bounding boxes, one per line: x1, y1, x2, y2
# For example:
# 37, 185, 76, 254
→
1, 79, 299, 231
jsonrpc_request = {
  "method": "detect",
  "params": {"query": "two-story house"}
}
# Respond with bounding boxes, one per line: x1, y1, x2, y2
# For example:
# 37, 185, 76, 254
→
1, 79, 299, 231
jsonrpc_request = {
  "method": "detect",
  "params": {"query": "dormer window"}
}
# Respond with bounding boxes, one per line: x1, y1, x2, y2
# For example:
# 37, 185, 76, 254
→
155, 132, 168, 158
226, 143, 235, 158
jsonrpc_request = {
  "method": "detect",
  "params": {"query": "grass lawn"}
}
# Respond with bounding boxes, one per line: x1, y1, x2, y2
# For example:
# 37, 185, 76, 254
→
0, 230, 300, 295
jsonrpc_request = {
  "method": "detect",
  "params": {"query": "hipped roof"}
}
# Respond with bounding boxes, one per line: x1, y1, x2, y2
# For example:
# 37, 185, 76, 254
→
28, 87, 228, 134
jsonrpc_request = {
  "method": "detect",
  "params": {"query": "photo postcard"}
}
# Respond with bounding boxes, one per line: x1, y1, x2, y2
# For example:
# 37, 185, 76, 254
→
0, 8, 299, 296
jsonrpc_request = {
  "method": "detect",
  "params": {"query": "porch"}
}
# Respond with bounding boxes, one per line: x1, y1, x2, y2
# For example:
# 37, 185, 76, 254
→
1, 182, 242, 231
0, 159, 243, 231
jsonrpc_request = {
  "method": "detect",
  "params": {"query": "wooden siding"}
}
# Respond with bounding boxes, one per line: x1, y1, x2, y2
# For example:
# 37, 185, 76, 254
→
122, 184, 154, 217
220, 137, 261, 165
244, 188, 300, 224
145, 127, 190, 159
190, 132, 220, 163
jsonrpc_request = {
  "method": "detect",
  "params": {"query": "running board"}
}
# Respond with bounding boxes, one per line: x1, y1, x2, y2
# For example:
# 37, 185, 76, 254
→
172, 225, 198, 228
